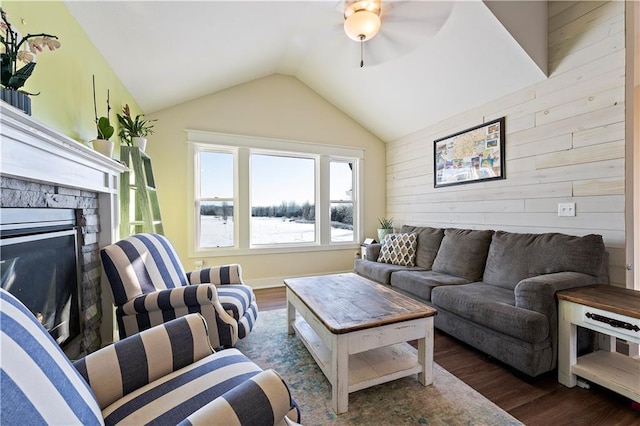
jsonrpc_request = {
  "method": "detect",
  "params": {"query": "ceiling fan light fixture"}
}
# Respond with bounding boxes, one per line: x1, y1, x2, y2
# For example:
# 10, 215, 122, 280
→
344, 9, 381, 42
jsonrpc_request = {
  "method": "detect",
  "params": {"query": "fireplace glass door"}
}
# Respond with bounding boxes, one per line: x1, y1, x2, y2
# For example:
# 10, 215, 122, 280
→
1, 227, 81, 347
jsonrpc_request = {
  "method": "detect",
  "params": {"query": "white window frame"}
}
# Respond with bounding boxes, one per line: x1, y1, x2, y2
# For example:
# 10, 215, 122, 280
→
187, 130, 363, 257
329, 158, 357, 243
193, 146, 238, 250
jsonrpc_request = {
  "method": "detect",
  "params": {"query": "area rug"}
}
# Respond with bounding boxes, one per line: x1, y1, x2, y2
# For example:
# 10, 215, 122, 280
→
235, 309, 523, 425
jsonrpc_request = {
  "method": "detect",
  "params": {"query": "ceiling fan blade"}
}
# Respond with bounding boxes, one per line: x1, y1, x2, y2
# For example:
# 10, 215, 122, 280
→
382, 0, 454, 23
364, 31, 407, 66
362, 1, 454, 66
279, 1, 344, 72
384, 2, 453, 36
291, 23, 343, 53
284, 0, 346, 53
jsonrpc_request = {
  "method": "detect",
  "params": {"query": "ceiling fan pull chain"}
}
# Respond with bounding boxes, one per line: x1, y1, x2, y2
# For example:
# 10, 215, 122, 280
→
359, 34, 365, 68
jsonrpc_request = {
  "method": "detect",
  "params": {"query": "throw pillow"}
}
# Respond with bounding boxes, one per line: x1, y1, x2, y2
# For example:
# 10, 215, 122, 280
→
400, 225, 445, 269
431, 228, 494, 281
377, 233, 417, 266
482, 231, 605, 290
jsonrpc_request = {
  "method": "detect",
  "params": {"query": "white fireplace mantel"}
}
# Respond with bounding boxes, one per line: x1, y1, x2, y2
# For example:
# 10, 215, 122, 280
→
0, 102, 127, 246
1, 102, 128, 345
0, 103, 127, 194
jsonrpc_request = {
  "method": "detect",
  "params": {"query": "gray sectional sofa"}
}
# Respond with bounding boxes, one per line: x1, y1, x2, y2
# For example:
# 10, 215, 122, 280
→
354, 225, 609, 377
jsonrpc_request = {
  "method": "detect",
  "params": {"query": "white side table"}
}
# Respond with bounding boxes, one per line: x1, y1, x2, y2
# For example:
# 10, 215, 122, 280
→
557, 285, 640, 403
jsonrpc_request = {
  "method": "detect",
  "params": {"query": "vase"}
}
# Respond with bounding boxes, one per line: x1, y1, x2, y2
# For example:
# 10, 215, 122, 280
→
132, 137, 147, 152
377, 228, 393, 242
92, 139, 114, 158
0, 88, 31, 115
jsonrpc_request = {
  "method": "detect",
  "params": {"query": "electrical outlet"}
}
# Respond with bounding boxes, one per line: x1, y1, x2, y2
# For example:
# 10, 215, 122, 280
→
194, 259, 204, 270
558, 202, 576, 217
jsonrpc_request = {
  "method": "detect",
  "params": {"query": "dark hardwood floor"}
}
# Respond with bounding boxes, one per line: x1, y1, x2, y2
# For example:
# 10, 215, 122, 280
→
255, 287, 640, 425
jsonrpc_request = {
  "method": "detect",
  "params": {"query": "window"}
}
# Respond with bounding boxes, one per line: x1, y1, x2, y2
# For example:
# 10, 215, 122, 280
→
188, 131, 363, 255
197, 151, 235, 248
330, 160, 355, 243
251, 154, 316, 245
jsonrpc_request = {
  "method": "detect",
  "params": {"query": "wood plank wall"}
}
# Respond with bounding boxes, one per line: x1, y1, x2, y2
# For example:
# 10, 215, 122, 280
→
386, 1, 627, 286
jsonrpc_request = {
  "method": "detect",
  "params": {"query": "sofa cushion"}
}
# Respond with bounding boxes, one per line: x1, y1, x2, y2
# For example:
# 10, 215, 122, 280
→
431, 228, 494, 281
354, 259, 426, 285
377, 233, 418, 266
431, 283, 549, 344
178, 369, 295, 426
483, 231, 606, 290
400, 226, 445, 269
75, 314, 215, 410
364, 243, 382, 261
390, 270, 471, 302
1, 289, 104, 426
102, 349, 262, 425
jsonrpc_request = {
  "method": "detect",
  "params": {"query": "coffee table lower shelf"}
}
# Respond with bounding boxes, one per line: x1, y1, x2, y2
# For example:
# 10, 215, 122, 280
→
292, 316, 424, 394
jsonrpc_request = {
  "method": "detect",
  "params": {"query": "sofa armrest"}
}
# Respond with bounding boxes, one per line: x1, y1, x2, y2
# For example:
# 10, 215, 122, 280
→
187, 264, 244, 285
74, 313, 214, 409
514, 272, 599, 315
177, 369, 301, 426
119, 284, 219, 315
365, 243, 382, 261
515, 272, 599, 369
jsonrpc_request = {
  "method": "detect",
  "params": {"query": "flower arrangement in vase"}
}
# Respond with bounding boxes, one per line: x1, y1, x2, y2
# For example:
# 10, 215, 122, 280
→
0, 7, 61, 114
116, 104, 156, 151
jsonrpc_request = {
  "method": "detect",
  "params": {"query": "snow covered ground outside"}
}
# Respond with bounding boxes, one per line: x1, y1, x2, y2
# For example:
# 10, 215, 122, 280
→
200, 216, 353, 247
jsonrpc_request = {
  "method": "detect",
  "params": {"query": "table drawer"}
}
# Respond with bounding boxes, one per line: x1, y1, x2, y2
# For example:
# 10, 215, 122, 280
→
580, 305, 640, 342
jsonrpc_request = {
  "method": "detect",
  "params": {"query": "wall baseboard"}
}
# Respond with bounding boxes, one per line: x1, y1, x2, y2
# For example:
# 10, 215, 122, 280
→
246, 270, 352, 290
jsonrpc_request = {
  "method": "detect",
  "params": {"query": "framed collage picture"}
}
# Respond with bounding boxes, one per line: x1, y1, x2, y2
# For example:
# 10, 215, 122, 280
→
434, 117, 505, 188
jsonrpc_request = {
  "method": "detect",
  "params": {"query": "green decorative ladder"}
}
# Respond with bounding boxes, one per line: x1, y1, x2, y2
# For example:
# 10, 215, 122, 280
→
119, 146, 164, 238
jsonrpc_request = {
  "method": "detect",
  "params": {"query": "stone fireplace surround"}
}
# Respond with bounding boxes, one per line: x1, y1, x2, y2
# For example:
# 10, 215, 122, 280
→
0, 103, 127, 358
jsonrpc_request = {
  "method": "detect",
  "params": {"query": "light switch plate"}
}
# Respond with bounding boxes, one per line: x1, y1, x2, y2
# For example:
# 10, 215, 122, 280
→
558, 202, 576, 217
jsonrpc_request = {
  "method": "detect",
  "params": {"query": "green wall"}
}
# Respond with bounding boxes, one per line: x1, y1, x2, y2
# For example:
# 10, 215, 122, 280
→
1, 1, 140, 147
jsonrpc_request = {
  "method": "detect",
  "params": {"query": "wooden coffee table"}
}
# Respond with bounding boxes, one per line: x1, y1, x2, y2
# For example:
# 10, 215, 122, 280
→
284, 273, 437, 414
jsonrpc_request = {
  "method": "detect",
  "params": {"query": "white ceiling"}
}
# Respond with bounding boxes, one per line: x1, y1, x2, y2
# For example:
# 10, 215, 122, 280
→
65, 0, 547, 142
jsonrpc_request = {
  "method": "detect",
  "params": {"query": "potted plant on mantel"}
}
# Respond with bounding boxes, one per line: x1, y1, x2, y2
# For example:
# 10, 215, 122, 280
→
117, 104, 156, 152
377, 217, 394, 242
91, 76, 114, 158
0, 7, 61, 115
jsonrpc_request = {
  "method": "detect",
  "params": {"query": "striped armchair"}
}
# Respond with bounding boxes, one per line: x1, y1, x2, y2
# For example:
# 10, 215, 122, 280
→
100, 233, 258, 348
0, 288, 300, 425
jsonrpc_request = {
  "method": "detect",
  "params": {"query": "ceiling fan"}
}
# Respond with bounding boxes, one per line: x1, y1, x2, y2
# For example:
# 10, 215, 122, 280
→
343, 0, 383, 67
339, 0, 454, 68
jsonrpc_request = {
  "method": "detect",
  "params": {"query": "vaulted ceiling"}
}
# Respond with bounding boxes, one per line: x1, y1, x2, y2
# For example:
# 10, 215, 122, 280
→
65, 0, 548, 142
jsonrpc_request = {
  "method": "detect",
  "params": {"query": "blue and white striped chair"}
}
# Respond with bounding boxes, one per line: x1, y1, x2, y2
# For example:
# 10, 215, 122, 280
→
0, 288, 300, 425
100, 233, 258, 348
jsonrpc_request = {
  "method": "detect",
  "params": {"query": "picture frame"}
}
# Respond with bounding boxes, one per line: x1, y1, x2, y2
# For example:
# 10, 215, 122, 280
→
433, 117, 505, 188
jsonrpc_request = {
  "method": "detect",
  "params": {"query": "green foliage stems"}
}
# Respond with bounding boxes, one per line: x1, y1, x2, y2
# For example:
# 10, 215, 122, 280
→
378, 217, 393, 229
117, 104, 156, 145
92, 75, 113, 140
